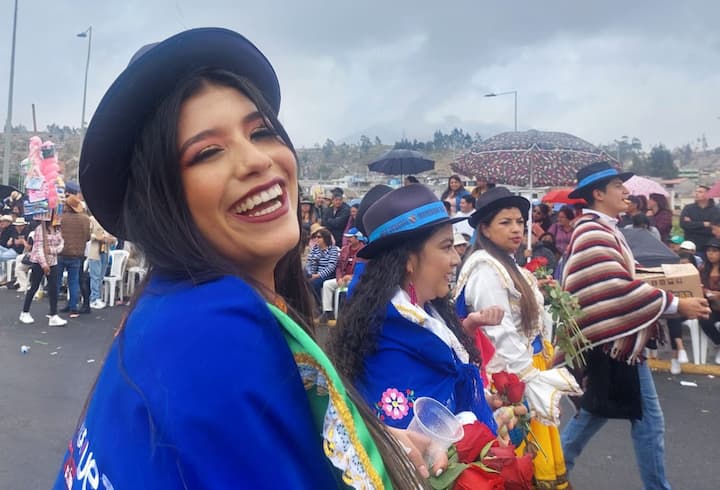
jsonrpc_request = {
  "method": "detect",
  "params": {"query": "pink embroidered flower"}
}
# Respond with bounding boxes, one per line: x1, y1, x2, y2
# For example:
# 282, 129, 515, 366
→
379, 388, 410, 420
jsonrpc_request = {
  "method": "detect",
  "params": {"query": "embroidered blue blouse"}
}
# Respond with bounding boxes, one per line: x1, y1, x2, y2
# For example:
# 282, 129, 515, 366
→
354, 302, 497, 433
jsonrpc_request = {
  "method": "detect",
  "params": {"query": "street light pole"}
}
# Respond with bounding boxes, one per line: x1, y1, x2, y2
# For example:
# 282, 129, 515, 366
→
484, 90, 518, 131
77, 26, 92, 141
3, 0, 19, 185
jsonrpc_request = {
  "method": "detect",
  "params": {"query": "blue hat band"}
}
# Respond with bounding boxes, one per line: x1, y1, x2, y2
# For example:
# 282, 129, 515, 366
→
576, 168, 619, 189
369, 201, 448, 243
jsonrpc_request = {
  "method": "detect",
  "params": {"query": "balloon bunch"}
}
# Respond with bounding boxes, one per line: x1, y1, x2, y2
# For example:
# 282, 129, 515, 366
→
23, 136, 64, 220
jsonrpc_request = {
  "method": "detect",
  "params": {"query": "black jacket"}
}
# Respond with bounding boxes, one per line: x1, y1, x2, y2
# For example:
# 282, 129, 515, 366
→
680, 201, 720, 249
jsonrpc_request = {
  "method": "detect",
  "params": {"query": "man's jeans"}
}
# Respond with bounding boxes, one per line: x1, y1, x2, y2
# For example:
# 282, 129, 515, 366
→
56, 256, 83, 311
88, 252, 108, 302
562, 362, 670, 490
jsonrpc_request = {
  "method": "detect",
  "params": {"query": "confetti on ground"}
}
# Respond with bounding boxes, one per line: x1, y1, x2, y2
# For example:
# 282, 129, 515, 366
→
87, 359, 95, 363
50, 352, 58, 356
680, 381, 698, 387
33, 340, 49, 345
55, 346, 62, 350
701, 409, 710, 413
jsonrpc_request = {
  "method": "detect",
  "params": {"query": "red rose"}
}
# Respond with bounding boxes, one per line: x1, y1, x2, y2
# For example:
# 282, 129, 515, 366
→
535, 256, 548, 266
506, 373, 520, 385
453, 464, 505, 490
492, 372, 510, 393
483, 446, 534, 490
455, 422, 496, 464
524, 258, 541, 273
505, 379, 526, 404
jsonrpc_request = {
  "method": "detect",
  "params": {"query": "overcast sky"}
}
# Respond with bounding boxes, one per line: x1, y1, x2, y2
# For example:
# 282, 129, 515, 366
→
1, 0, 719, 151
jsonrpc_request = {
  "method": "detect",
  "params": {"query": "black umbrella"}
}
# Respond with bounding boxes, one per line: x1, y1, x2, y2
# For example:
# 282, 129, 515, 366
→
620, 228, 679, 267
368, 149, 434, 180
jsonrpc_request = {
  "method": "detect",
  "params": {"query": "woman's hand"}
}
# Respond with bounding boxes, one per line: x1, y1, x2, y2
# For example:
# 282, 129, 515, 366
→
42, 265, 50, 276
462, 306, 504, 335
386, 426, 448, 479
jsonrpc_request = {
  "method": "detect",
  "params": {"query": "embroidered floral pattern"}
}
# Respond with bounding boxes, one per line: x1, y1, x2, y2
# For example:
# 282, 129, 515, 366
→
296, 357, 381, 489
376, 388, 415, 421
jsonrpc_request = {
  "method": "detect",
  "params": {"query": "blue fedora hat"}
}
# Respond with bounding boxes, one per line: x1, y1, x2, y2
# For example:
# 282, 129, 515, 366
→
80, 28, 281, 238
357, 184, 466, 259
568, 161, 633, 199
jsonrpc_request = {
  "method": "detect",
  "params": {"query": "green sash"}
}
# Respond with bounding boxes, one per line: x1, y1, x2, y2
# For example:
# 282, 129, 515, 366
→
267, 304, 392, 490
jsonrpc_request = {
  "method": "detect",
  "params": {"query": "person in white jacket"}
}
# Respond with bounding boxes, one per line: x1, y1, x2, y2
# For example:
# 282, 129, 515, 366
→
454, 187, 582, 490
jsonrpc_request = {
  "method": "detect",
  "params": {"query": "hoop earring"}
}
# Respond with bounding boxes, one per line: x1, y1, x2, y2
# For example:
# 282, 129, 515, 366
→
408, 282, 418, 305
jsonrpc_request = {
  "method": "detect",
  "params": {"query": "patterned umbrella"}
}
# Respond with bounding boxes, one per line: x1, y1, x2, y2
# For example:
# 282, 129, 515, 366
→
706, 181, 720, 199
451, 130, 620, 187
623, 176, 668, 197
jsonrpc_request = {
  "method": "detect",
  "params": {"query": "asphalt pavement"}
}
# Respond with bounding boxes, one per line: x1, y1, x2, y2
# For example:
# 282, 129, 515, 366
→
1, 287, 718, 489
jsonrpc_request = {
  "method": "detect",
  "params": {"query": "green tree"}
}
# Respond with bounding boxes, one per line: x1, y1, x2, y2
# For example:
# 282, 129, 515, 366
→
322, 139, 335, 159
646, 144, 678, 178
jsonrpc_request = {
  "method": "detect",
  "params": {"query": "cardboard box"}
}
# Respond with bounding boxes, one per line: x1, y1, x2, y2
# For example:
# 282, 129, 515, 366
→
636, 263, 703, 298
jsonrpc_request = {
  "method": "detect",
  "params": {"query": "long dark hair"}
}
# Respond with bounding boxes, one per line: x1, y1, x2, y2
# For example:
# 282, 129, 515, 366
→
440, 174, 465, 201
649, 193, 669, 212
701, 247, 720, 287
467, 207, 539, 336
328, 226, 480, 381
85, 68, 424, 488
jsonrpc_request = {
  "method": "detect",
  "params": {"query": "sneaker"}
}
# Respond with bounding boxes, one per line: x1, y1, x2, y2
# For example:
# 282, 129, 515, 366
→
48, 315, 68, 327
90, 299, 106, 310
19, 312, 34, 324
677, 349, 689, 364
670, 358, 681, 375
59, 306, 71, 313
318, 312, 330, 326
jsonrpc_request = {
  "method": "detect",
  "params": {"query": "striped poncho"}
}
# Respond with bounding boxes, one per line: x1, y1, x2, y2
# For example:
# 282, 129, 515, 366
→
553, 212, 672, 365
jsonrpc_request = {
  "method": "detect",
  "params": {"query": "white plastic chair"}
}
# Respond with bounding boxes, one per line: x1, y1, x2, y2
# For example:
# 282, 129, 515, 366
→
682, 319, 710, 364
125, 254, 147, 296
103, 250, 129, 306
333, 286, 348, 320
4, 258, 15, 283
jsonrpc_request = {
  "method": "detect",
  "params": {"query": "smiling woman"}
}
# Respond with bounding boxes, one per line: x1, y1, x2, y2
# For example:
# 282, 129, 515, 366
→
52, 28, 428, 490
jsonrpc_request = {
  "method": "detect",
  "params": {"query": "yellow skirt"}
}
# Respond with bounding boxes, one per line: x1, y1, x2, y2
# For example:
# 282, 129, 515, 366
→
517, 341, 570, 490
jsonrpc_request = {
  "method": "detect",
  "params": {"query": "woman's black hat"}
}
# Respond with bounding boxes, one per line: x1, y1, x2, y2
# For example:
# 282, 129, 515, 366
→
79, 28, 281, 238
468, 187, 530, 229
357, 184, 466, 259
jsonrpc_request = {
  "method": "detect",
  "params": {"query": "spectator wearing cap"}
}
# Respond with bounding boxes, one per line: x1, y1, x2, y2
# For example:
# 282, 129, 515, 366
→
669, 234, 684, 254
322, 188, 351, 246
299, 196, 318, 242
680, 185, 720, 252
680, 239, 704, 269
5, 217, 31, 291
319, 228, 366, 325
57, 195, 92, 317
341, 202, 360, 247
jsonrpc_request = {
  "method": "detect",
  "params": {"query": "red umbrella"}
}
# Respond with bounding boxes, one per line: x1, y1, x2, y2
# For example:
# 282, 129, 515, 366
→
541, 188, 586, 205
707, 181, 720, 199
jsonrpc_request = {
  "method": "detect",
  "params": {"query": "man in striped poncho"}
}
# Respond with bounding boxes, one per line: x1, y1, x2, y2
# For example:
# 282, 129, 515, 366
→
556, 162, 710, 490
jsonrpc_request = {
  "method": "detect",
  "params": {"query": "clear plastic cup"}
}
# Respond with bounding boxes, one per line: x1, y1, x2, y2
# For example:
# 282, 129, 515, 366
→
407, 397, 464, 466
